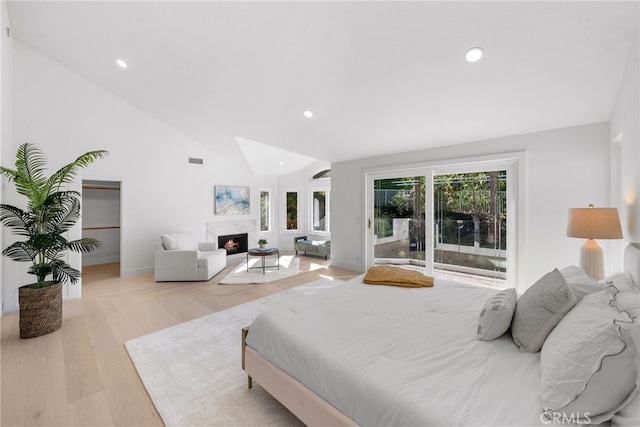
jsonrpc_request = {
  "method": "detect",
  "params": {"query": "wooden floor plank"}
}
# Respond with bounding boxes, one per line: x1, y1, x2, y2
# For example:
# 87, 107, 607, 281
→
67, 390, 115, 427
61, 312, 105, 404
24, 331, 69, 426
1, 314, 38, 426
95, 346, 162, 427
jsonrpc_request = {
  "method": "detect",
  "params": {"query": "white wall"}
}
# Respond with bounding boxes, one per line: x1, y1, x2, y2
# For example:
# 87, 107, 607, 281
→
0, 0, 12, 314
3, 41, 268, 313
610, 23, 639, 270
331, 122, 611, 289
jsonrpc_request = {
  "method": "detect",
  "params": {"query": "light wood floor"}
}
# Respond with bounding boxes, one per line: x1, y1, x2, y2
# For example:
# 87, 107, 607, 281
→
1, 255, 359, 427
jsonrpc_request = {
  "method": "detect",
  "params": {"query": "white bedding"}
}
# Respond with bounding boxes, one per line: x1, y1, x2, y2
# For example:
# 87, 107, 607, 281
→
246, 275, 549, 426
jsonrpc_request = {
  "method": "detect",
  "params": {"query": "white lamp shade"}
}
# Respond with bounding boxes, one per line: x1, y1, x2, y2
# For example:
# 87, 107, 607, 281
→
566, 207, 623, 239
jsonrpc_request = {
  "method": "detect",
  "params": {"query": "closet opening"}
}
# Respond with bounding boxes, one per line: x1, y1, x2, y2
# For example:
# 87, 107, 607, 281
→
81, 180, 122, 283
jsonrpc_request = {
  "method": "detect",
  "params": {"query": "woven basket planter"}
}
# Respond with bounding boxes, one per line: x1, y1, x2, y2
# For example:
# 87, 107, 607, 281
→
19, 282, 63, 339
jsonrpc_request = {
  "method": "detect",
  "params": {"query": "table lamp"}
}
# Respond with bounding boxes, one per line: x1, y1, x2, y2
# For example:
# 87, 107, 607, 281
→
566, 204, 623, 280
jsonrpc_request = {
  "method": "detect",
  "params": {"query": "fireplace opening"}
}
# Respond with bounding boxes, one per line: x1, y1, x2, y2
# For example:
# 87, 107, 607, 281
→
218, 233, 249, 256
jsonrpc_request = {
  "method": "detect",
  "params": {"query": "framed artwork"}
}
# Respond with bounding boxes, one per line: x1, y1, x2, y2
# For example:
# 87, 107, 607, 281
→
215, 186, 250, 215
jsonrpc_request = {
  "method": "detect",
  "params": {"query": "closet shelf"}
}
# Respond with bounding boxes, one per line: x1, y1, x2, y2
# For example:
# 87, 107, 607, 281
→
82, 185, 120, 191
82, 226, 120, 231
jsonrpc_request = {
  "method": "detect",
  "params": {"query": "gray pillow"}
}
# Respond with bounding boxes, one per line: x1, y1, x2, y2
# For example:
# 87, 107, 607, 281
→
511, 268, 578, 352
477, 288, 517, 341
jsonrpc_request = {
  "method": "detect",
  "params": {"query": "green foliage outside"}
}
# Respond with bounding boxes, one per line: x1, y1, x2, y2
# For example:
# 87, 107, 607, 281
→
286, 191, 297, 230
260, 191, 269, 231
374, 172, 507, 250
374, 217, 393, 238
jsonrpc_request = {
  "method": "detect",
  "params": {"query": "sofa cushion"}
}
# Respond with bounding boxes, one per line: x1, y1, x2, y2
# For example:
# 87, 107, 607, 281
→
197, 250, 225, 268
197, 253, 210, 268
161, 233, 198, 250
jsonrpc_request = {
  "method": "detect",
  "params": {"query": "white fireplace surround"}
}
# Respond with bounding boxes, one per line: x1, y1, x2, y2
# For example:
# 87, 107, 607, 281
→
207, 220, 258, 260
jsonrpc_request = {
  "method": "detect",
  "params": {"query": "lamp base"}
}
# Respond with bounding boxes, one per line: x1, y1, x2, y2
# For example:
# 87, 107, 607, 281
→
579, 239, 604, 280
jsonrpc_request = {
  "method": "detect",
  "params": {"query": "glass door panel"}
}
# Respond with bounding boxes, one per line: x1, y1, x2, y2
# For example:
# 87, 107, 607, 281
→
433, 171, 507, 287
373, 176, 426, 267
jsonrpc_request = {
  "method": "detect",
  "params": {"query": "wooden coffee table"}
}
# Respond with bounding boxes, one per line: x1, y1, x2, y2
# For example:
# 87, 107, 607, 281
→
246, 247, 279, 274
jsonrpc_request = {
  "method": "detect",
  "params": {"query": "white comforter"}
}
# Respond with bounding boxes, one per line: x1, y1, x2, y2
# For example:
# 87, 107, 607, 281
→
246, 275, 547, 426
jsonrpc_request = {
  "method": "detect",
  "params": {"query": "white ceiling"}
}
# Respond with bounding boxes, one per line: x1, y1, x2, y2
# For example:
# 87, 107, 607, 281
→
6, 1, 639, 173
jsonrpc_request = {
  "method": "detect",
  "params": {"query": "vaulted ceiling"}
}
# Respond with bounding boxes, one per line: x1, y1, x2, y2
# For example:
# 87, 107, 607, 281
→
6, 1, 638, 173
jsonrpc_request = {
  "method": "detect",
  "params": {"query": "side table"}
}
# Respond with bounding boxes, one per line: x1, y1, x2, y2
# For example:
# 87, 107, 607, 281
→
246, 247, 279, 274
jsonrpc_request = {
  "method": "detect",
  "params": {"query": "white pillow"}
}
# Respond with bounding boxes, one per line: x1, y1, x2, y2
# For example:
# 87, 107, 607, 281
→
540, 289, 638, 424
477, 288, 517, 341
602, 272, 638, 293
611, 324, 640, 427
161, 233, 198, 250
560, 265, 607, 301
615, 288, 640, 321
511, 268, 578, 353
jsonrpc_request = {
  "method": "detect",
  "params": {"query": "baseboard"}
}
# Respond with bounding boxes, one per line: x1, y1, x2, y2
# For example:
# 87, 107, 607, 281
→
329, 259, 362, 273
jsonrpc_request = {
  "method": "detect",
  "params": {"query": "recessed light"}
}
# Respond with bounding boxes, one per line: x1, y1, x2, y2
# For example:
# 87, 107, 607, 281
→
303, 110, 313, 118
280, 161, 284, 165
465, 47, 484, 63
116, 59, 128, 68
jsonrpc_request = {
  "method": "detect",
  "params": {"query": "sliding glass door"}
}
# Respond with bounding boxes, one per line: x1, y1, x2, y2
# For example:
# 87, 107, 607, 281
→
366, 155, 522, 289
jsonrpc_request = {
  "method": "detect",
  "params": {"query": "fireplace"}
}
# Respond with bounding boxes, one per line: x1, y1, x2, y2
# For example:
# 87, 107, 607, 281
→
218, 233, 248, 256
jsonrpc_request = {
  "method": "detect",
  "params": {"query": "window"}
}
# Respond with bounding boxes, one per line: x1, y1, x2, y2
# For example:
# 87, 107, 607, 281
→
312, 190, 329, 232
313, 169, 331, 180
259, 190, 270, 232
286, 191, 298, 230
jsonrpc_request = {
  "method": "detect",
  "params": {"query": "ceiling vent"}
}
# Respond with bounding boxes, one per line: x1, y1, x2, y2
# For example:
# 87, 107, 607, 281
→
188, 157, 204, 165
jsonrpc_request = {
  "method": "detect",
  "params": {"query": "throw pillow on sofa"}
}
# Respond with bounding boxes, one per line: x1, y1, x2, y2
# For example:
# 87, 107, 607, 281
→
161, 233, 199, 251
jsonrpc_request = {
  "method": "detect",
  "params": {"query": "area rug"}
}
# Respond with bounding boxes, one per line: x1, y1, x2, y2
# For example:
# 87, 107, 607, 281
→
125, 277, 343, 427
219, 255, 300, 284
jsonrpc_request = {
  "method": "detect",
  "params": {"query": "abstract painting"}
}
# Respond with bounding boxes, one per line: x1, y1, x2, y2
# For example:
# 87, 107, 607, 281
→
215, 186, 250, 215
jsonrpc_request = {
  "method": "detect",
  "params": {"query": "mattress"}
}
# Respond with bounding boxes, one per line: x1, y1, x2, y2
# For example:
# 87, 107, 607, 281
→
246, 275, 549, 426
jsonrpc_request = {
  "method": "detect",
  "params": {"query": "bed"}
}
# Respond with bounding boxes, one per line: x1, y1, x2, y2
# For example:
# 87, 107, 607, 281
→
242, 243, 640, 426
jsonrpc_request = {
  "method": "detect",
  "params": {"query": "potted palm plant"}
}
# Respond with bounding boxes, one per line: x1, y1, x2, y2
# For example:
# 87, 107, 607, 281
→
0, 143, 109, 338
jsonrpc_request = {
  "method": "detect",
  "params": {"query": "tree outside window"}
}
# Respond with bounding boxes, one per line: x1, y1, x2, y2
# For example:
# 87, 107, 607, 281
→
286, 191, 298, 230
260, 190, 270, 232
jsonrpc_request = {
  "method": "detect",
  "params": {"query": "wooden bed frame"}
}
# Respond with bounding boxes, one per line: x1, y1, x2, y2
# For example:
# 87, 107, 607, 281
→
242, 327, 356, 426
242, 243, 640, 426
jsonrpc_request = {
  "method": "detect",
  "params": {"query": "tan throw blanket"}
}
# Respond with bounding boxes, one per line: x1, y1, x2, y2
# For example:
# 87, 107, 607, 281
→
363, 266, 434, 288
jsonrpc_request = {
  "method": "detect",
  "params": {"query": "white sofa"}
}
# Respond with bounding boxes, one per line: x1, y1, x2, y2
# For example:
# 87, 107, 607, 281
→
154, 232, 227, 282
